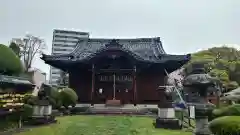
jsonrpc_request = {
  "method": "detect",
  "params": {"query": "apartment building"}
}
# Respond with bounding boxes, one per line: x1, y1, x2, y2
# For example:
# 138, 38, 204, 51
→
50, 29, 89, 85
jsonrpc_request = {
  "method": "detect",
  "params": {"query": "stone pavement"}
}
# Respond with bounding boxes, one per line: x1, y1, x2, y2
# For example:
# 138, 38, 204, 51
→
76, 104, 158, 114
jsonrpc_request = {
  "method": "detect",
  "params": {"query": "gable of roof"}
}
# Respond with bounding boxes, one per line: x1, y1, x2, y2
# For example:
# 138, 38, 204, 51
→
43, 37, 166, 62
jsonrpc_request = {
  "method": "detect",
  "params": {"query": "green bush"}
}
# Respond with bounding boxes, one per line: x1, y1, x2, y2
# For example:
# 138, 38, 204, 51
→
175, 110, 184, 120
70, 107, 89, 114
58, 88, 78, 109
21, 104, 33, 120
7, 104, 33, 121
23, 95, 38, 105
209, 116, 240, 135
38, 86, 61, 109
0, 44, 23, 75
147, 108, 158, 114
0, 119, 18, 131
49, 87, 60, 99
212, 104, 240, 118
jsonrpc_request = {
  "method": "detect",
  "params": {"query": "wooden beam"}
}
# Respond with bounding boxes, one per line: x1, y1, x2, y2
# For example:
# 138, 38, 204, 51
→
88, 69, 134, 73
91, 64, 95, 106
133, 65, 137, 106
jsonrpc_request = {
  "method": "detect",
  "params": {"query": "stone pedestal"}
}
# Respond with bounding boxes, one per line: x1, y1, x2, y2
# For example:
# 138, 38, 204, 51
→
155, 102, 181, 129
33, 106, 44, 116
194, 104, 212, 135
155, 118, 180, 129
195, 117, 210, 135
43, 105, 52, 116
33, 105, 52, 116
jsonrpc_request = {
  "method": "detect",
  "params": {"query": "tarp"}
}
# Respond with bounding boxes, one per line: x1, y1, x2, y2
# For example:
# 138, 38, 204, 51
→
221, 88, 240, 101
230, 87, 240, 93
221, 94, 240, 101
223, 87, 240, 97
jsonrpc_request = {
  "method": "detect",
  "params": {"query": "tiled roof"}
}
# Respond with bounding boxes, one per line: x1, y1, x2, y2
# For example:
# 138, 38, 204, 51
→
42, 37, 171, 63
0, 75, 34, 86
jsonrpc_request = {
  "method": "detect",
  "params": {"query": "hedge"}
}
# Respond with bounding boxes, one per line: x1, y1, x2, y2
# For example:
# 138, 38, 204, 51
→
23, 95, 38, 105
58, 87, 78, 108
212, 104, 240, 118
0, 44, 23, 75
5, 104, 33, 122
209, 116, 240, 135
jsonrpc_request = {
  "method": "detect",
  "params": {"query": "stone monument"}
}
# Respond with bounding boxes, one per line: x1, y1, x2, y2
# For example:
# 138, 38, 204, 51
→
183, 63, 215, 135
155, 86, 181, 129
30, 90, 56, 125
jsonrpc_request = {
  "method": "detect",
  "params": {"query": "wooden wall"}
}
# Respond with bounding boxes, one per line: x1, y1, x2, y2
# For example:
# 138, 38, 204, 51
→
69, 70, 92, 103
136, 72, 165, 104
69, 68, 166, 104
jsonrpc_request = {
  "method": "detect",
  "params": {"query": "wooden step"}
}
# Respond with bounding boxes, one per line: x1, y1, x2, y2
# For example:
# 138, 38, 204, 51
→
105, 100, 121, 107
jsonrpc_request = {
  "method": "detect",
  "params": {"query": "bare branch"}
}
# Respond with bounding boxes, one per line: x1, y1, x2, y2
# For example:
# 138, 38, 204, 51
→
13, 34, 46, 72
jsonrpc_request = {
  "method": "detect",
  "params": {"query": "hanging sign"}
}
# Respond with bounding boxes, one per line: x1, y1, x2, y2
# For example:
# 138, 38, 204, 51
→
98, 75, 133, 82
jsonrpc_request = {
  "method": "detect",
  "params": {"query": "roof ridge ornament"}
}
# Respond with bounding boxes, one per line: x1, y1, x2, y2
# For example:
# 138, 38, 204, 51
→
154, 37, 161, 43
105, 39, 123, 48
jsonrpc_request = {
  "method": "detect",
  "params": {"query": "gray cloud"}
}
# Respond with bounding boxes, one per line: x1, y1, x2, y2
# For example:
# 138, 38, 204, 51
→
1, 0, 240, 79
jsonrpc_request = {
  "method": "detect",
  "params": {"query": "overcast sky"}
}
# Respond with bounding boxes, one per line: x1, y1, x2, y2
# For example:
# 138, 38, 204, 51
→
1, 0, 240, 79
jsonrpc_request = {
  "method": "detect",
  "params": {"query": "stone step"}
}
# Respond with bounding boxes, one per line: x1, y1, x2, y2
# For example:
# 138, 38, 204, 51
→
105, 100, 121, 107
88, 107, 150, 114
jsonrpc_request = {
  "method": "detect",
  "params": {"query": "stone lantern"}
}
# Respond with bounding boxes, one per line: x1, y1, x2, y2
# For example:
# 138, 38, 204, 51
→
155, 86, 181, 129
32, 90, 52, 117
183, 64, 216, 135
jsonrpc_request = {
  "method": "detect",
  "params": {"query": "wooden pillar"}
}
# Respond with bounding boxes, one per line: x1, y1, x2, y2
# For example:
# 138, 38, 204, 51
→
91, 64, 95, 106
133, 65, 137, 106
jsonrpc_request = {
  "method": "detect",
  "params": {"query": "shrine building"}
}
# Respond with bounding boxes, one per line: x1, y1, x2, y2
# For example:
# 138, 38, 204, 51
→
41, 37, 191, 105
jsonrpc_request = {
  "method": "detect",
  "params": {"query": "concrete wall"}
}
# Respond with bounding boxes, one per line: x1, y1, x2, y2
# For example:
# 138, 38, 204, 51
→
30, 69, 46, 96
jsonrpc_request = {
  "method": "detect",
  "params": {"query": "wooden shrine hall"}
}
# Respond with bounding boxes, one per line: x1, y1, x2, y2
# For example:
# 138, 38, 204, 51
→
41, 37, 191, 105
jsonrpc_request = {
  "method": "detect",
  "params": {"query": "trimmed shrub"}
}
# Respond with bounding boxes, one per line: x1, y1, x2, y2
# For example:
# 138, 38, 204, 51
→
21, 104, 33, 120
7, 104, 33, 121
39, 86, 61, 109
23, 95, 38, 105
209, 116, 240, 135
49, 87, 59, 99
58, 88, 78, 109
70, 107, 89, 114
175, 110, 184, 120
212, 104, 240, 118
51, 88, 62, 107
0, 44, 23, 75
0, 119, 18, 131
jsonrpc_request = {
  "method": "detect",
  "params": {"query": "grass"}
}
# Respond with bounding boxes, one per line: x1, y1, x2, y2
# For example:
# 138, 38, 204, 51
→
15, 115, 192, 135
0, 120, 18, 131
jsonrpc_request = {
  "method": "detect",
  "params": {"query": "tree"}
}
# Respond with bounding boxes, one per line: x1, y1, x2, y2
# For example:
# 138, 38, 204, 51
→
0, 44, 23, 75
12, 34, 46, 72
183, 46, 240, 92
56, 71, 69, 86
9, 42, 21, 57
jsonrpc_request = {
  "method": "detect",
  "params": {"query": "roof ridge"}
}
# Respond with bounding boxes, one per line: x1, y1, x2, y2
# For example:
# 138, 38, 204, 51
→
69, 39, 88, 55
87, 37, 161, 42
